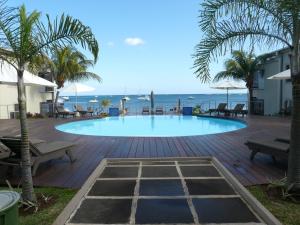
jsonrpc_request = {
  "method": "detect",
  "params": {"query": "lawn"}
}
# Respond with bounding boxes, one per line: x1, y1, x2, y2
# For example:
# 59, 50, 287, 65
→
0, 187, 77, 225
19, 187, 77, 225
248, 186, 300, 225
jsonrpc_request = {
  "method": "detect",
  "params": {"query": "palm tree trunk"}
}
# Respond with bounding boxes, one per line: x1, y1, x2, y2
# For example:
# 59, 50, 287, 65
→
17, 69, 36, 202
287, 41, 300, 190
287, 76, 300, 190
54, 90, 60, 107
248, 88, 253, 114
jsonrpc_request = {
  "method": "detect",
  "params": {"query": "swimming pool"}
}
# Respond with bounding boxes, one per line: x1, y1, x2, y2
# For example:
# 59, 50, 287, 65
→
55, 115, 246, 137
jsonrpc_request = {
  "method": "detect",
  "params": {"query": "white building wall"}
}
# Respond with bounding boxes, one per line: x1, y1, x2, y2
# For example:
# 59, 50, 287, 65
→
281, 54, 293, 104
0, 84, 52, 119
252, 49, 292, 116
0, 84, 18, 119
263, 60, 281, 115
282, 80, 292, 102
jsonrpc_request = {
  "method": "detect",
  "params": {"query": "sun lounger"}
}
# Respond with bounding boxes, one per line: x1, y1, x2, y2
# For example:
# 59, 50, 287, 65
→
209, 103, 227, 115
3, 135, 45, 145
230, 103, 247, 117
155, 106, 164, 115
74, 105, 87, 116
142, 106, 150, 115
0, 137, 76, 176
275, 137, 290, 144
245, 137, 289, 162
55, 105, 75, 118
0, 142, 10, 160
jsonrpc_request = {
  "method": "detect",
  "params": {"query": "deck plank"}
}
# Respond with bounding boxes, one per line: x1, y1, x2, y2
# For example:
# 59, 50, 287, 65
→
0, 116, 289, 188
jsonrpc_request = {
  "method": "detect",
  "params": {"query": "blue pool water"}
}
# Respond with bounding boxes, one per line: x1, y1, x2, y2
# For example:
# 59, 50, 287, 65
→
56, 116, 246, 137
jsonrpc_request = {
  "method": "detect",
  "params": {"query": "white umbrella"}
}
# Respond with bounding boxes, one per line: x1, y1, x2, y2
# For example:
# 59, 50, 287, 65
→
89, 99, 98, 111
0, 62, 56, 87
211, 80, 246, 106
268, 69, 291, 80
61, 83, 95, 108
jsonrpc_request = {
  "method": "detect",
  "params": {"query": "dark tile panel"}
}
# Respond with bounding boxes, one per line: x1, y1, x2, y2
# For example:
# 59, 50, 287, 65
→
142, 161, 175, 165
99, 167, 139, 178
88, 180, 136, 196
193, 198, 260, 223
178, 160, 211, 164
180, 165, 221, 177
135, 199, 194, 224
107, 161, 140, 166
139, 179, 184, 196
71, 199, 132, 224
141, 166, 179, 177
185, 179, 236, 195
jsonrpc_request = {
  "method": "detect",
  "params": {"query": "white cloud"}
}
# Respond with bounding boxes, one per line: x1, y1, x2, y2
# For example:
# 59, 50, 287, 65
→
124, 37, 145, 46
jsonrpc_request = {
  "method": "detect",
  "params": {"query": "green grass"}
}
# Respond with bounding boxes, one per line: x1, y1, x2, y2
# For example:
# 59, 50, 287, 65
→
19, 187, 77, 225
1, 187, 77, 225
248, 186, 300, 225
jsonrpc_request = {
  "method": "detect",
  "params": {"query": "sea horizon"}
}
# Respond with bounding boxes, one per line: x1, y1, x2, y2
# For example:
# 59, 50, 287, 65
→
63, 93, 248, 113
61, 92, 247, 97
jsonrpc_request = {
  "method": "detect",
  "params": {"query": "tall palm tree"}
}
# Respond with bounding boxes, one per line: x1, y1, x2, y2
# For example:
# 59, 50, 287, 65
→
214, 50, 263, 113
51, 46, 101, 106
193, 0, 300, 190
100, 99, 111, 113
0, 3, 99, 202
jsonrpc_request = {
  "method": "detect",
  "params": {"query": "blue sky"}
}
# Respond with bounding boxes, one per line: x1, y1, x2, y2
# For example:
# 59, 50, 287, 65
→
12, 0, 276, 95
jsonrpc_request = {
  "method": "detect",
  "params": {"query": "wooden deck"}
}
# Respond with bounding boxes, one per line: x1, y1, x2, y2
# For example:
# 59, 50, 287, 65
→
0, 115, 290, 188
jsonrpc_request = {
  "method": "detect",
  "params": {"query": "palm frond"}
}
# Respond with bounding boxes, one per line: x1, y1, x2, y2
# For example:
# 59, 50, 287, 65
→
193, 0, 295, 82
36, 14, 99, 62
68, 71, 102, 83
213, 71, 233, 81
50, 46, 100, 88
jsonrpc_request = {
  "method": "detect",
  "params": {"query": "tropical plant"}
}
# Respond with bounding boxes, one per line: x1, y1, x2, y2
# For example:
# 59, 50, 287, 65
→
0, 2, 99, 202
193, 0, 300, 190
192, 104, 202, 115
100, 99, 111, 112
51, 46, 101, 105
268, 176, 300, 202
214, 50, 263, 113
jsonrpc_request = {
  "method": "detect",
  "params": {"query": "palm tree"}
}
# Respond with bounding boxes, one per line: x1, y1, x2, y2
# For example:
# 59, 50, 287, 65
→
193, 0, 300, 190
100, 99, 111, 113
214, 50, 263, 113
0, 3, 99, 202
50, 46, 101, 106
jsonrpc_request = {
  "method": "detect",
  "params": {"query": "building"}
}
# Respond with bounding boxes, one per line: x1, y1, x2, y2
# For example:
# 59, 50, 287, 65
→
0, 63, 56, 119
252, 48, 292, 116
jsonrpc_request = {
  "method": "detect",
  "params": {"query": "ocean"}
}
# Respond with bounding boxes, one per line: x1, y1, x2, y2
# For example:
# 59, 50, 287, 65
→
62, 94, 248, 114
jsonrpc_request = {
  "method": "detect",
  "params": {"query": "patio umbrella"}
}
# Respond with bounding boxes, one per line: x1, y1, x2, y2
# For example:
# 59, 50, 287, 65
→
61, 83, 95, 108
267, 69, 291, 80
150, 91, 154, 115
89, 99, 98, 110
211, 80, 246, 107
